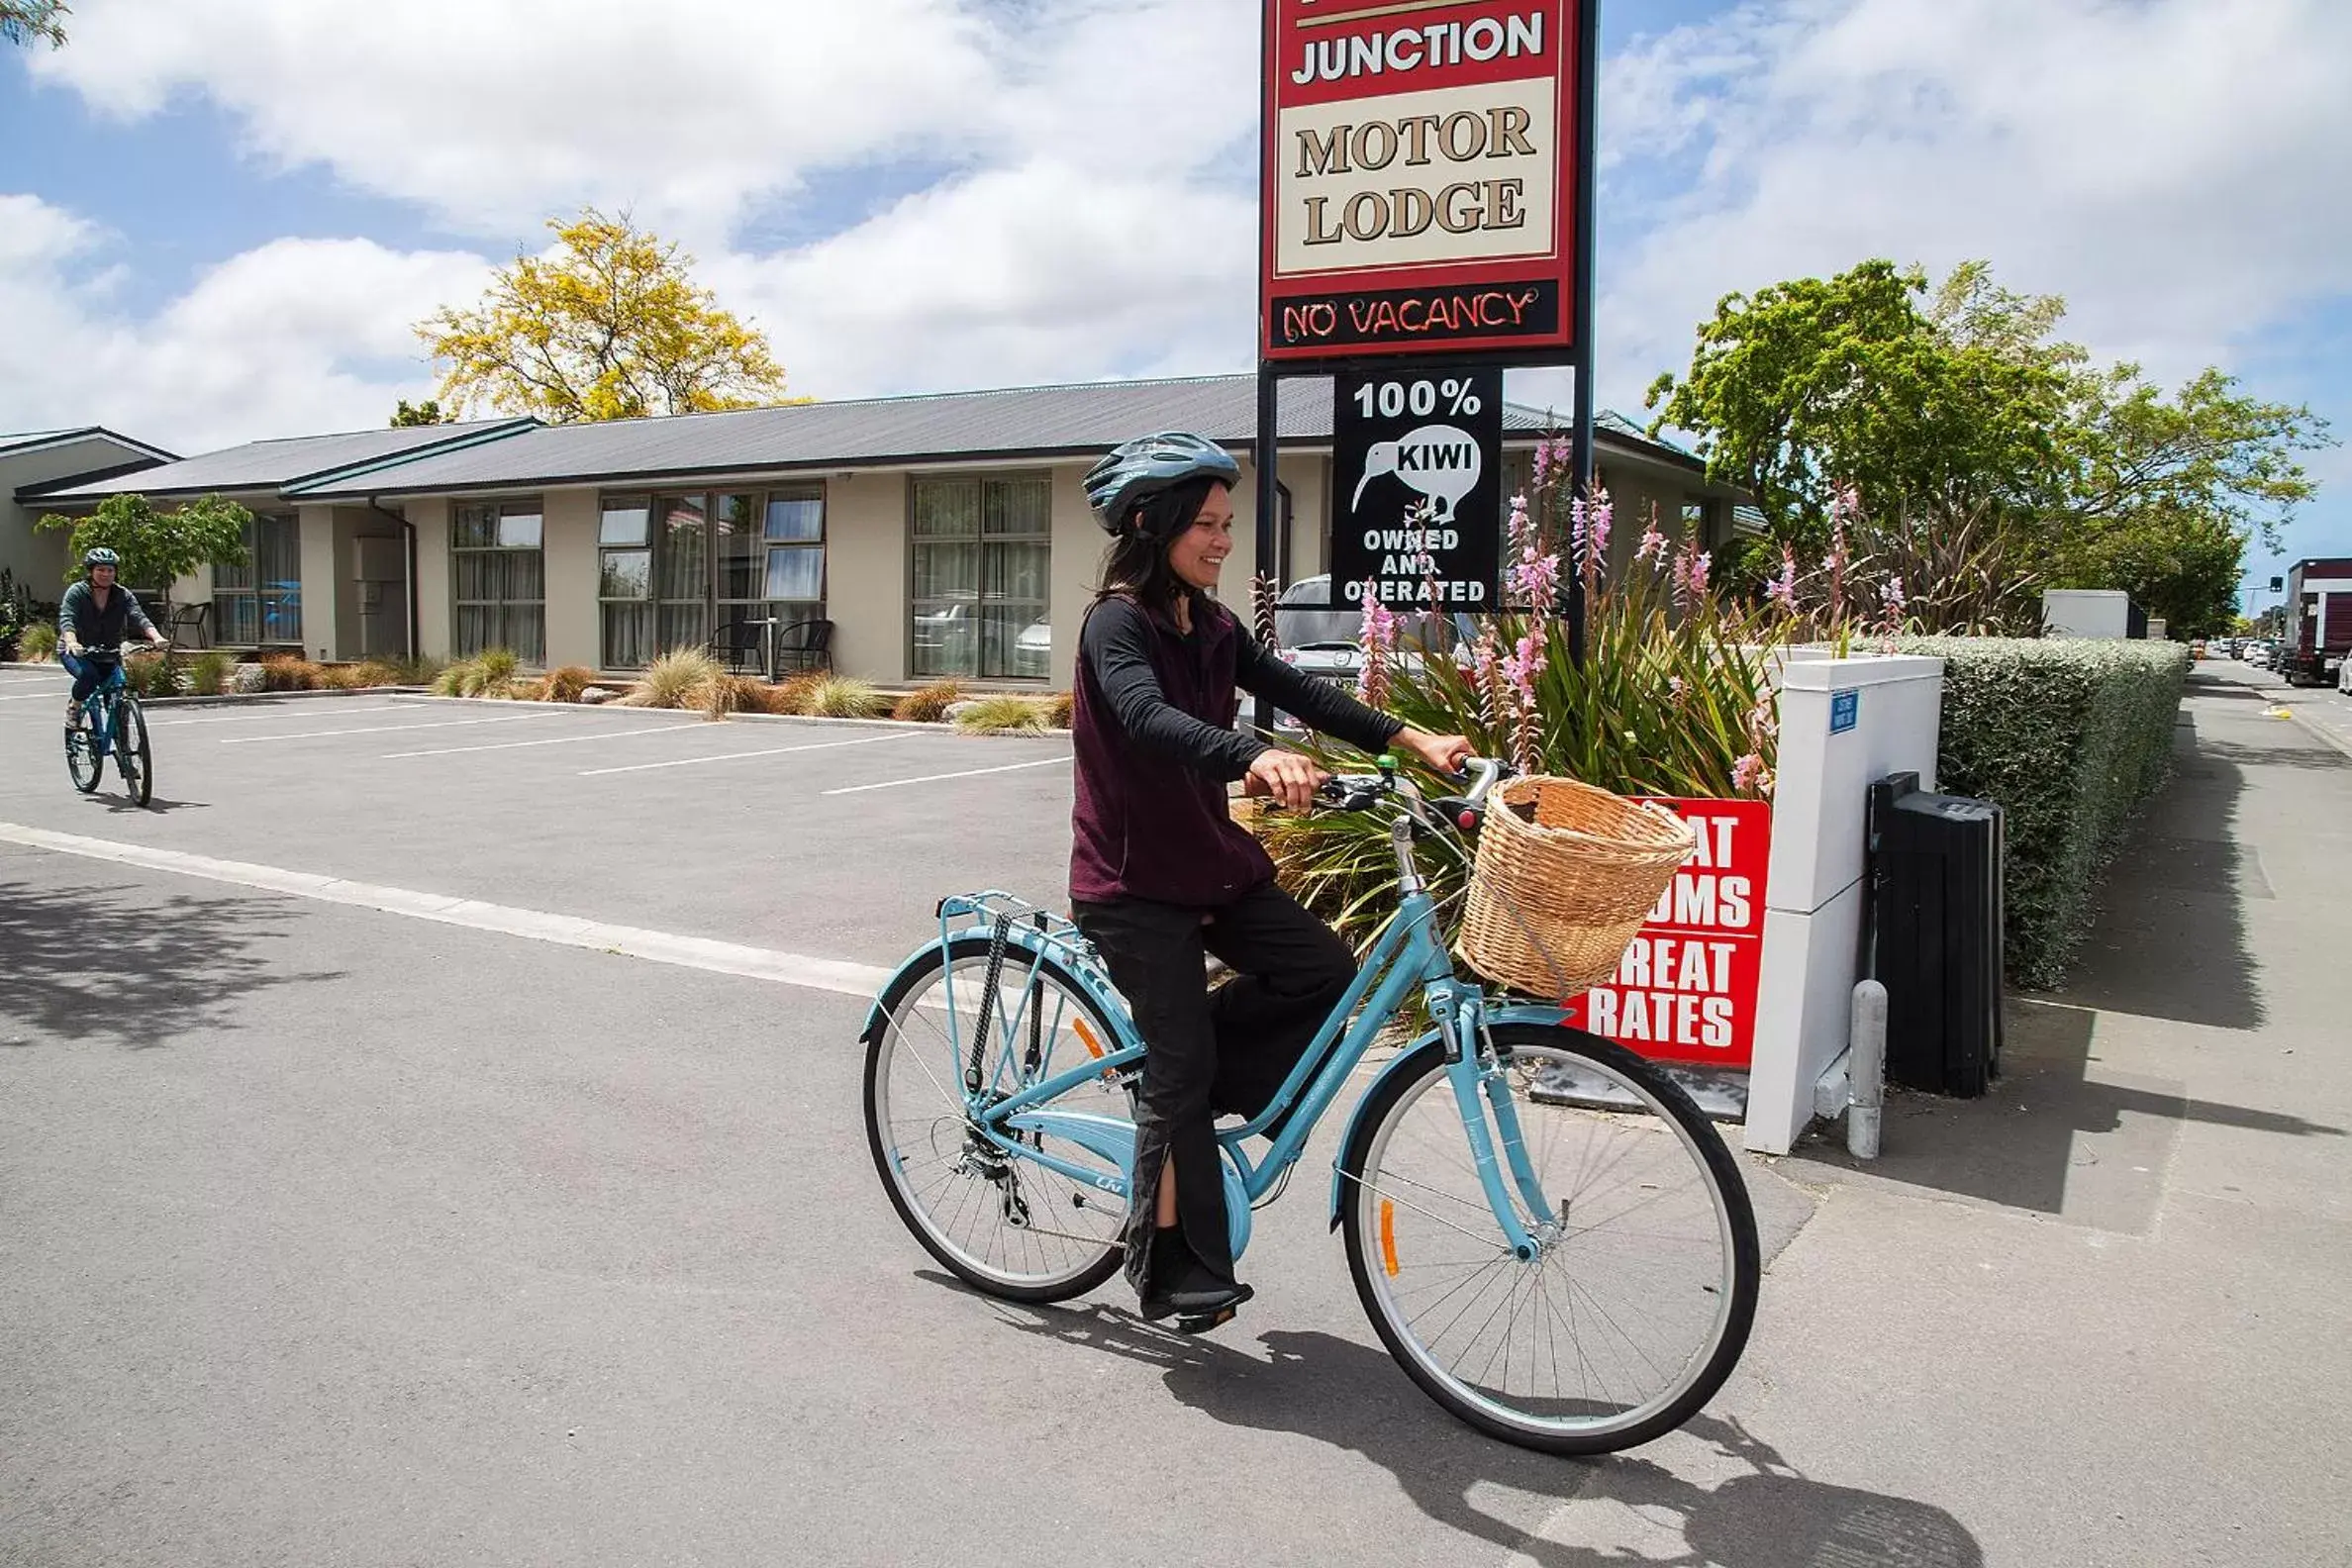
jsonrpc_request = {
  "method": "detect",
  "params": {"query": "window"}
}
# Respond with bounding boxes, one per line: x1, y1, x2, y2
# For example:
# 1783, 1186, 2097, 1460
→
213, 513, 303, 647
450, 499, 544, 662
599, 487, 826, 669
911, 473, 1051, 680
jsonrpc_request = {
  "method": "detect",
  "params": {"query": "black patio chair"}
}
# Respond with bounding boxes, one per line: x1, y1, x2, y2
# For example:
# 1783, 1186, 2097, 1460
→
707, 618, 770, 675
774, 619, 833, 674
165, 602, 211, 649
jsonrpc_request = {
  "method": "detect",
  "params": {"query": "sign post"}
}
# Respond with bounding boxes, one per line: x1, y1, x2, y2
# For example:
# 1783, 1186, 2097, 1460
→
1254, 0, 1598, 721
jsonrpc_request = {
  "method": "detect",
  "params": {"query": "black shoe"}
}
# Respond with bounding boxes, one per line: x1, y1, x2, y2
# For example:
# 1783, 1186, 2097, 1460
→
1139, 1228, 1253, 1323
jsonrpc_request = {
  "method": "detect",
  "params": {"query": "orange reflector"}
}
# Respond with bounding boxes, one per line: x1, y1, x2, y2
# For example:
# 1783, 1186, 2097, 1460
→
1380, 1200, 1400, 1277
1073, 1019, 1105, 1060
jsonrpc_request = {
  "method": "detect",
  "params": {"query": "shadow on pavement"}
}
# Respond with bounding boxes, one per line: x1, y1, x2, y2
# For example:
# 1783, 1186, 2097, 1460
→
978, 1289, 1981, 1567
92, 795, 213, 817
0, 870, 340, 1048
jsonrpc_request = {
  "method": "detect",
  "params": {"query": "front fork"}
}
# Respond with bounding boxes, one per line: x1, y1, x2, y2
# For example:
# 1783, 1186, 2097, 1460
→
1428, 984, 1553, 1261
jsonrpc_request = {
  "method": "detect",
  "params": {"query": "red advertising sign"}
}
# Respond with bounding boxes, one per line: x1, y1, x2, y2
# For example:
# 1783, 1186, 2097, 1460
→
1260, 0, 1584, 363
1559, 799, 1773, 1070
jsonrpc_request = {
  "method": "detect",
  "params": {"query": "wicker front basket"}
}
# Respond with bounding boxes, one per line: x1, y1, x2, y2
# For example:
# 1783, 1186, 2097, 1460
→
1458, 777, 1700, 996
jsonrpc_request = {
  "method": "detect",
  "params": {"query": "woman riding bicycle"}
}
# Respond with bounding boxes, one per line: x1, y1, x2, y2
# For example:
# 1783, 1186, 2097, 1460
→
59, 546, 166, 726
1071, 431, 1471, 1328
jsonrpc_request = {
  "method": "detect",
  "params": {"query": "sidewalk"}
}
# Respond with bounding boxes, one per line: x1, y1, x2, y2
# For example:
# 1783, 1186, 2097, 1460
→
1510, 660, 2352, 1566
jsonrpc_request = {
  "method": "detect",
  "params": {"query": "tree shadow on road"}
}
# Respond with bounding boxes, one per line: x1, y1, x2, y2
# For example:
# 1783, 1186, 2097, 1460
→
0, 870, 342, 1048
975, 1289, 1980, 1567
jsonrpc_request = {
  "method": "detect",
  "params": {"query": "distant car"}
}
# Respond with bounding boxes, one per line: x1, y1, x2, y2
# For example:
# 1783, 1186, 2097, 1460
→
1261, 574, 1479, 734
2339, 653, 2352, 695
1015, 617, 1051, 680
2247, 641, 2276, 670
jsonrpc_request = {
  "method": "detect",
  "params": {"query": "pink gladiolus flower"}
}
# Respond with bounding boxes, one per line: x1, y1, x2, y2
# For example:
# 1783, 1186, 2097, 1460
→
1501, 631, 1546, 701
1507, 492, 1532, 556
1359, 582, 1398, 649
1689, 551, 1712, 597
1765, 546, 1799, 611
1510, 546, 1562, 606
1532, 441, 1552, 488
1568, 495, 1588, 566
1636, 512, 1668, 564
1732, 753, 1766, 794
1884, 576, 1908, 615
1588, 488, 1613, 566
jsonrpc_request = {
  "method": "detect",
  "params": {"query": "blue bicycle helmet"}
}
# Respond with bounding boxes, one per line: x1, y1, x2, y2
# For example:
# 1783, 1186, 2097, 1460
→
1084, 432, 1241, 537
82, 547, 120, 568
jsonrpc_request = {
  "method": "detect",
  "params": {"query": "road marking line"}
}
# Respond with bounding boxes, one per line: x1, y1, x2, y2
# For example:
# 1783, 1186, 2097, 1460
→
824, 755, 1068, 795
387, 722, 704, 758
579, 731, 921, 776
150, 704, 413, 727
0, 821, 896, 1000
220, 711, 568, 744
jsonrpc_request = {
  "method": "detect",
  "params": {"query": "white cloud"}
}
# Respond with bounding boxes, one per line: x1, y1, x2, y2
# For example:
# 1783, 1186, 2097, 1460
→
1598, 0, 2352, 412
0, 197, 487, 450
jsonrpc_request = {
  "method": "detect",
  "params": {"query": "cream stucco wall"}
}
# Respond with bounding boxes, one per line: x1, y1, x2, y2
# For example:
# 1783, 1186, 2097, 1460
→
540, 487, 599, 670
410, 497, 452, 660
826, 472, 907, 686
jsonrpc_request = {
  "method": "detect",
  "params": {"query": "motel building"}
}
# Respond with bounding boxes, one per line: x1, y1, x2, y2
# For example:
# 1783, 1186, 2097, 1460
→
8, 375, 1754, 688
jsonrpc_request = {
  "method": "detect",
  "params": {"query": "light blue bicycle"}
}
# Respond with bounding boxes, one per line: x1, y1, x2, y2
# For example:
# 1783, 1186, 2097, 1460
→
862, 757, 1760, 1455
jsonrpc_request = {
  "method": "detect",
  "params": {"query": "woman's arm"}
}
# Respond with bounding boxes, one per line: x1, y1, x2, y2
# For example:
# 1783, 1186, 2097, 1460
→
1232, 633, 1403, 756
1082, 600, 1267, 782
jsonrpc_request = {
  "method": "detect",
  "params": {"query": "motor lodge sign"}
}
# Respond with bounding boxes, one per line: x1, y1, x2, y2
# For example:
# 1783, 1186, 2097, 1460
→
1262, 1, 1583, 360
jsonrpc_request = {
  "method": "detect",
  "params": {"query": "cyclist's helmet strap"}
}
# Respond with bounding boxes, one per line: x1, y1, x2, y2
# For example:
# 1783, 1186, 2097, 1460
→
83, 546, 120, 569
1083, 432, 1242, 539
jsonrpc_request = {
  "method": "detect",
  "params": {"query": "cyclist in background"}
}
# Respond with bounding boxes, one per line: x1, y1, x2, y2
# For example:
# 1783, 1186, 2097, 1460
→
1072, 432, 1472, 1328
59, 546, 166, 726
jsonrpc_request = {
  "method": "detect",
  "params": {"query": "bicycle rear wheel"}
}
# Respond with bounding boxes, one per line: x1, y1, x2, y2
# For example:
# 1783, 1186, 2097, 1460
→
116, 696, 152, 807
864, 935, 1131, 1303
64, 717, 102, 793
1338, 1024, 1759, 1455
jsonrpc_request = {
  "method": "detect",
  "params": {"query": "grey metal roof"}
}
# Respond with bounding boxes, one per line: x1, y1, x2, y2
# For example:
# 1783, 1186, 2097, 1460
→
0, 427, 179, 464
290, 375, 1700, 500
28, 418, 537, 501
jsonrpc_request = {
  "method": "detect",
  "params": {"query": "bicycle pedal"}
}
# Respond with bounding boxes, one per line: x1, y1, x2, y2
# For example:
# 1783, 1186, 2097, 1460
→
1173, 1306, 1239, 1335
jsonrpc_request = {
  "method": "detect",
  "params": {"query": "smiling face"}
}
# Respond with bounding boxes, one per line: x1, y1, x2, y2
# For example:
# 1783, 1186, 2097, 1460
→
88, 563, 116, 590
1164, 483, 1234, 593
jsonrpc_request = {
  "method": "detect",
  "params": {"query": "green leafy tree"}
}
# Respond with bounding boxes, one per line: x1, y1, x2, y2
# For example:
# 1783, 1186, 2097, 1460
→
417, 208, 794, 423
390, 398, 449, 427
1644, 259, 2070, 554
37, 493, 253, 618
1, 1, 67, 48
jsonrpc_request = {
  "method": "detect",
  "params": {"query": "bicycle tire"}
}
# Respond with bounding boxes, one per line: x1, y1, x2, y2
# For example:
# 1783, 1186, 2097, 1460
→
864, 934, 1130, 1304
116, 696, 152, 807
1337, 1024, 1760, 1456
65, 713, 103, 793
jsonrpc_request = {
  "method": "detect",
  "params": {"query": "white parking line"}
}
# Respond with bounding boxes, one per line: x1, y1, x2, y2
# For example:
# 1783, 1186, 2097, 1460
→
823, 754, 1069, 796
0, 820, 895, 1000
386, 722, 705, 759
151, 704, 412, 728
219, 711, 568, 744
579, 731, 922, 777
0, 691, 73, 703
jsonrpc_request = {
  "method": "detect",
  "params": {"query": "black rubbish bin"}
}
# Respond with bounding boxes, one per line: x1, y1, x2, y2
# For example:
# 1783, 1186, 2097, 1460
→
1867, 772, 2005, 1097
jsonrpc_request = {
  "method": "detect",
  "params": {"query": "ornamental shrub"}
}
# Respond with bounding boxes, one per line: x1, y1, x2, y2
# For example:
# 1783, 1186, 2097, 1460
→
1899, 636, 2190, 988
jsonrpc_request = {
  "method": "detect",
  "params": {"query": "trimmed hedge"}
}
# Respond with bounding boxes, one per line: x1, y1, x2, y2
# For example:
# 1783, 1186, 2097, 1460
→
1898, 636, 2191, 989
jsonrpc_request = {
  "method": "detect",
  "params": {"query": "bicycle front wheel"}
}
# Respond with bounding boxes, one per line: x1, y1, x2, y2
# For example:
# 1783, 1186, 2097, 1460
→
1338, 1024, 1759, 1455
116, 697, 152, 807
864, 936, 1131, 1304
64, 719, 102, 793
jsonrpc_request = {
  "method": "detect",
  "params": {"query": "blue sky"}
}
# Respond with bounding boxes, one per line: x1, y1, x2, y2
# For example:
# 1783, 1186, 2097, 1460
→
3, 0, 2345, 602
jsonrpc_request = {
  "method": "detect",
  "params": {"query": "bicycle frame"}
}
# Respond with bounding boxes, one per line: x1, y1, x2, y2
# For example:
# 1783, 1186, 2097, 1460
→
69, 657, 128, 755
873, 776, 1567, 1264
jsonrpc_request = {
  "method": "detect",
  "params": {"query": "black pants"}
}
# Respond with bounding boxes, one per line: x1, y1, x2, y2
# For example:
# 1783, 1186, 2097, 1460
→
1073, 883, 1357, 1298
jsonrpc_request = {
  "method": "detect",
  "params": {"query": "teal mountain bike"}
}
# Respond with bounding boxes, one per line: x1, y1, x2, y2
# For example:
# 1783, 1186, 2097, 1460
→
863, 758, 1761, 1455
64, 647, 154, 808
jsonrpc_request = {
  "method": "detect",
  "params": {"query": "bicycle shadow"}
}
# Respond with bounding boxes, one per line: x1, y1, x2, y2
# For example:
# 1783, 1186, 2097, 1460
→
973, 1291, 1981, 1568
91, 794, 212, 816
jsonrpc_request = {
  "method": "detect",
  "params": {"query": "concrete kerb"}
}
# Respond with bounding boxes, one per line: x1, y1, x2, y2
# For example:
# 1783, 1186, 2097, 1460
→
378, 692, 1071, 739
2248, 677, 2352, 762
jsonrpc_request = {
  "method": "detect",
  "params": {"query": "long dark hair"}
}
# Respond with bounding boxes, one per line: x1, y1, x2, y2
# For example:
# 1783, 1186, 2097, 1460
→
1093, 476, 1226, 613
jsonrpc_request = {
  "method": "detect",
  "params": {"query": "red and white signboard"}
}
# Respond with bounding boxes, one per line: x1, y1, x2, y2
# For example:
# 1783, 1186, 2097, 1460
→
1260, 0, 1584, 362
1559, 799, 1772, 1070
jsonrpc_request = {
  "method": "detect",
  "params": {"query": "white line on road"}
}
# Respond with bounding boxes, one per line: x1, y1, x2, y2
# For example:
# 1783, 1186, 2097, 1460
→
823, 755, 1068, 796
386, 722, 704, 759
579, 731, 921, 776
0, 821, 896, 1000
0, 691, 73, 703
150, 704, 412, 727
219, 711, 568, 744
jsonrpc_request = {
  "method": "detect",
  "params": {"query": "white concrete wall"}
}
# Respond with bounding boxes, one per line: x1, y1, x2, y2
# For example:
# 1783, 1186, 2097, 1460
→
1745, 652, 1946, 1155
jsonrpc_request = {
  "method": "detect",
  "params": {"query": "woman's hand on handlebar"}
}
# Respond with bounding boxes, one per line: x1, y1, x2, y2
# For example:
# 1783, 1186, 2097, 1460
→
1394, 727, 1475, 777
1243, 747, 1328, 811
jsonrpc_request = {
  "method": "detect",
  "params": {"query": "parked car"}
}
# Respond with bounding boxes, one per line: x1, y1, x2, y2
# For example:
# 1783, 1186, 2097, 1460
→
1260, 574, 1479, 734
2247, 641, 2276, 670
2339, 653, 2352, 695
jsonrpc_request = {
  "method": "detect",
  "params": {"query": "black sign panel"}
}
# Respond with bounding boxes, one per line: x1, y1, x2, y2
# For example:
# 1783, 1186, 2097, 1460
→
1329, 366, 1504, 613
1270, 279, 1562, 356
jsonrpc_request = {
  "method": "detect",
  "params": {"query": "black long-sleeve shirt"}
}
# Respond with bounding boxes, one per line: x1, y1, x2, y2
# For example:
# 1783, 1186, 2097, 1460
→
1077, 597, 1403, 779
59, 580, 156, 649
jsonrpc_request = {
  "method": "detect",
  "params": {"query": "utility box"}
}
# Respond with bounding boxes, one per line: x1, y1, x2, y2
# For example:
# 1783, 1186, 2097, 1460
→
1867, 773, 2005, 1097
2042, 589, 2144, 639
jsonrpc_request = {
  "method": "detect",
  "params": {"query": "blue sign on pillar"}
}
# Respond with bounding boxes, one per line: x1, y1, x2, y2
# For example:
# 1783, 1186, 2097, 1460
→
1830, 689, 1861, 735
